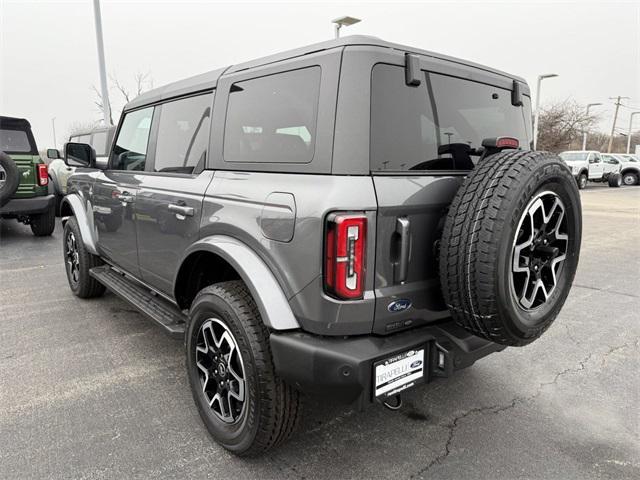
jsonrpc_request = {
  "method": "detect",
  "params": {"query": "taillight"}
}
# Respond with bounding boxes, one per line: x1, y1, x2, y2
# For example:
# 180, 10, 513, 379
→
324, 213, 367, 300
37, 164, 48, 186
496, 137, 519, 149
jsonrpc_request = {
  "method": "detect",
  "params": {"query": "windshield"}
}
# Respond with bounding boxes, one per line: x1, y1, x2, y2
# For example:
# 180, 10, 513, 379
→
559, 152, 588, 162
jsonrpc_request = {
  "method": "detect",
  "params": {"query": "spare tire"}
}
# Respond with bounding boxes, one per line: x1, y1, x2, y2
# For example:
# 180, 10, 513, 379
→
0, 151, 20, 208
439, 150, 582, 346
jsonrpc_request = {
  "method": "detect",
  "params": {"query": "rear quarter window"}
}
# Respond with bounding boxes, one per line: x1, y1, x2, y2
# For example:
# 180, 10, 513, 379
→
223, 67, 321, 164
0, 129, 32, 153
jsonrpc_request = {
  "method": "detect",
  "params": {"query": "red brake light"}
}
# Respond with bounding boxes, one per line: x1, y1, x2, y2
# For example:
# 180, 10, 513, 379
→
37, 164, 49, 186
496, 137, 519, 149
324, 213, 367, 300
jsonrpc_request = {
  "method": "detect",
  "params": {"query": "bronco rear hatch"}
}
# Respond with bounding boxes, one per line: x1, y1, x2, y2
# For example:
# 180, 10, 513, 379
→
369, 62, 532, 335
0, 116, 44, 198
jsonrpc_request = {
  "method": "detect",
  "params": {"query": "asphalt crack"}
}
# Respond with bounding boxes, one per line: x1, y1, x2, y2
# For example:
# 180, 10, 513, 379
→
409, 339, 639, 479
573, 283, 639, 299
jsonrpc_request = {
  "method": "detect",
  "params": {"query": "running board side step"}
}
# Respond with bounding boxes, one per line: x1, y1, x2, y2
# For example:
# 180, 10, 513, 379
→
90, 265, 186, 337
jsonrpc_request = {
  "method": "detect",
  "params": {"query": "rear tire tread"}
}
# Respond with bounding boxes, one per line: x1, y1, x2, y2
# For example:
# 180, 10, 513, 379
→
192, 281, 301, 456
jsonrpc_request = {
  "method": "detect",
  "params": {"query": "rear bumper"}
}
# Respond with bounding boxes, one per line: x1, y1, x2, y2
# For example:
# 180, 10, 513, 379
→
0, 195, 55, 216
270, 322, 506, 406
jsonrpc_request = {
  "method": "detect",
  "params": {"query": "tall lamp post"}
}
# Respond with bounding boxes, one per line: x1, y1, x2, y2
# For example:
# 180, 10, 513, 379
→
92, 0, 112, 126
582, 102, 602, 150
332, 16, 361, 39
627, 111, 640, 154
533, 73, 558, 150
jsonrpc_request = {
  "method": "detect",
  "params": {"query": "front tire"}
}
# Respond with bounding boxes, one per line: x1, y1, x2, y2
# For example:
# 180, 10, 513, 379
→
186, 281, 301, 456
30, 204, 56, 236
63, 217, 106, 298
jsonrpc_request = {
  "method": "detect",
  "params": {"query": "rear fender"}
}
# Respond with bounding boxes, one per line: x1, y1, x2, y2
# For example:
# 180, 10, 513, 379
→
178, 235, 300, 331
60, 193, 98, 255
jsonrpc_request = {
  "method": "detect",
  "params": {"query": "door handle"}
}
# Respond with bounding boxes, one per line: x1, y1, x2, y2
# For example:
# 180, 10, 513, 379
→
168, 204, 194, 218
394, 217, 411, 284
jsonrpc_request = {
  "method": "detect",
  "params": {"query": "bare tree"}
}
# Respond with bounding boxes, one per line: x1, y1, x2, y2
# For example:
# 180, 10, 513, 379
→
91, 85, 114, 126
537, 100, 599, 153
92, 72, 153, 125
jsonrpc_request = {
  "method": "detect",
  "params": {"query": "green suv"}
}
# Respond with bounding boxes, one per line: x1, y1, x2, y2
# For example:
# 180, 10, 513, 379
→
0, 116, 56, 236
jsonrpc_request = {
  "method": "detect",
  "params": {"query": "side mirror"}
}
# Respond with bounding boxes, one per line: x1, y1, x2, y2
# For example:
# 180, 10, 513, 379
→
64, 142, 96, 168
46, 148, 61, 159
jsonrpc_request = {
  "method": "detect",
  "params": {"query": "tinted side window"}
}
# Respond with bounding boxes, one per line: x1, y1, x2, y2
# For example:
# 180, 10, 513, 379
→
91, 131, 108, 156
154, 93, 213, 174
110, 107, 154, 171
223, 67, 321, 164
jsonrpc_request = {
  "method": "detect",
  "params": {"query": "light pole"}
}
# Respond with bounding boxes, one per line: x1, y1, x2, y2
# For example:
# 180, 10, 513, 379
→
51, 117, 57, 149
92, 0, 112, 126
533, 73, 558, 150
627, 111, 640, 154
582, 103, 602, 150
332, 16, 361, 39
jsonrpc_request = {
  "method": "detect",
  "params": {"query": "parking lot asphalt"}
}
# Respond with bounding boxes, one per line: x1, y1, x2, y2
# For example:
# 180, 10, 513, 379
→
1, 184, 638, 480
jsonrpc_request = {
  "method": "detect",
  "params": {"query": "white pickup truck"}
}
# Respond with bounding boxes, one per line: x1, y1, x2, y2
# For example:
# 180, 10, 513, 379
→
559, 150, 621, 189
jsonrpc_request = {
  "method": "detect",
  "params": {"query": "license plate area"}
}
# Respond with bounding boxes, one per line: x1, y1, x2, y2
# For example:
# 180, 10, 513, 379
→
373, 346, 427, 399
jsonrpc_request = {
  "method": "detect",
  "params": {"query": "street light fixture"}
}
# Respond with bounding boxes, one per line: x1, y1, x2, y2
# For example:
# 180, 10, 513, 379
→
533, 73, 559, 150
582, 102, 602, 150
627, 111, 640, 154
332, 16, 361, 39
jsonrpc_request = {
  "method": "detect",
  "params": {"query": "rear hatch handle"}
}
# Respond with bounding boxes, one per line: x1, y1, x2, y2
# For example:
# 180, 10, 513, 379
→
394, 217, 411, 284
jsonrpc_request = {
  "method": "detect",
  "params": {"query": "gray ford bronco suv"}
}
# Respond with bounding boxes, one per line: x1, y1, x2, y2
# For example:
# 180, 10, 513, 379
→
60, 36, 582, 455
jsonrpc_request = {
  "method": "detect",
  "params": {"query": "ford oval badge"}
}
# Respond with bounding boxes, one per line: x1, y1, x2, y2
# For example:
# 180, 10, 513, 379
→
388, 299, 412, 313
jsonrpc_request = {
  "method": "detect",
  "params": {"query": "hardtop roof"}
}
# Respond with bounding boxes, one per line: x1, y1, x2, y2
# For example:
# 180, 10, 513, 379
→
125, 35, 528, 111
0, 116, 32, 130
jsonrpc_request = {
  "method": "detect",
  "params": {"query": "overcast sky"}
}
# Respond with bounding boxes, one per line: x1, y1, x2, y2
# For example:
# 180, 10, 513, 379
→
1, 0, 639, 149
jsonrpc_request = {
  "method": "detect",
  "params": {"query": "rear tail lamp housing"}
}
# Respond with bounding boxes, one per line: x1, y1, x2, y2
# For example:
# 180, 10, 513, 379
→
324, 213, 367, 300
37, 163, 49, 186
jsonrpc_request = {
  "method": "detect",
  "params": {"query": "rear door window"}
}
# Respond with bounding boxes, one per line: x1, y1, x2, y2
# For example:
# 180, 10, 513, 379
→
370, 64, 532, 172
223, 67, 321, 164
110, 107, 154, 171
153, 93, 213, 174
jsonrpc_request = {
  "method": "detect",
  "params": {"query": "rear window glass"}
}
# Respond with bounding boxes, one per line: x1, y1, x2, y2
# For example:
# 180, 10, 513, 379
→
223, 67, 321, 164
0, 129, 32, 153
370, 64, 532, 172
559, 152, 588, 162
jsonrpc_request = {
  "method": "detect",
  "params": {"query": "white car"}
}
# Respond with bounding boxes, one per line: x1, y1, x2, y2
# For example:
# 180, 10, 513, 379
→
46, 126, 115, 213
559, 150, 621, 189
